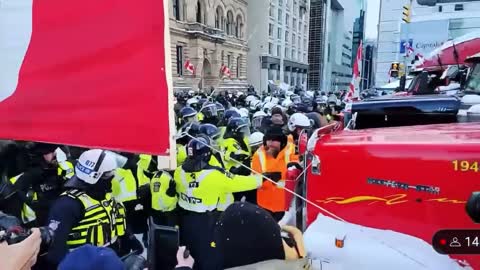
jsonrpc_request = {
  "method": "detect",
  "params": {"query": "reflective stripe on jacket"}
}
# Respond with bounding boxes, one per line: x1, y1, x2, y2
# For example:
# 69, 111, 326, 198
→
64, 189, 126, 249
112, 168, 137, 203
151, 171, 177, 212
174, 168, 261, 213
252, 143, 297, 212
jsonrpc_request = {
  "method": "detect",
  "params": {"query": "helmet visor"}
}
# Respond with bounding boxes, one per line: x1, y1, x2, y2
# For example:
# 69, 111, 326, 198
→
252, 117, 264, 130
238, 125, 251, 137
202, 105, 218, 118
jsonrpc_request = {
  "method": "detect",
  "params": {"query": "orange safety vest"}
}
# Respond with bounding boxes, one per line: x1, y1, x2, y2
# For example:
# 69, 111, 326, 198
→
287, 134, 294, 145
251, 143, 297, 212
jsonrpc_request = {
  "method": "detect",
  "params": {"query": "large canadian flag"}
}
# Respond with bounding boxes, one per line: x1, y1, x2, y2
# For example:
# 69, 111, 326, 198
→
0, 0, 176, 165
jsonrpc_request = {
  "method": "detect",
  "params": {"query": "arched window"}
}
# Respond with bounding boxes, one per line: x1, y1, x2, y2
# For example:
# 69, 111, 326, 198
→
226, 11, 234, 35
215, 6, 224, 30
235, 15, 243, 38
196, 1, 202, 23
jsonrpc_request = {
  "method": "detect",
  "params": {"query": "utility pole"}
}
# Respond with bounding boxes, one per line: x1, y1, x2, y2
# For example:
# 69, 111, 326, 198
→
402, 0, 412, 78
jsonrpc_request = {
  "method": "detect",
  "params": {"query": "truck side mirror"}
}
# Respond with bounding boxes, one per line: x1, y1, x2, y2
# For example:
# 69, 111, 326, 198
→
466, 192, 480, 223
297, 130, 308, 156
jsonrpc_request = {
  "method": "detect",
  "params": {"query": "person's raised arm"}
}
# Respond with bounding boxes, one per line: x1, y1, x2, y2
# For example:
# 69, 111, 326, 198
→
0, 228, 41, 270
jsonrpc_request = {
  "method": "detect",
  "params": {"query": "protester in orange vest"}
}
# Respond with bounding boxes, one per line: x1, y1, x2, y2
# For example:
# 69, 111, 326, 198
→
287, 113, 312, 146
251, 126, 298, 221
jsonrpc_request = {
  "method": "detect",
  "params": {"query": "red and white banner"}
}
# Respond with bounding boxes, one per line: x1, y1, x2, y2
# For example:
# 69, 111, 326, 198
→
220, 64, 231, 78
0, 0, 176, 163
344, 41, 363, 103
184, 59, 195, 75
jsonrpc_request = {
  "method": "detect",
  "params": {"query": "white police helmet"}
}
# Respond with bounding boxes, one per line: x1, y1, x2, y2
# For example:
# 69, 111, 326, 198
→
75, 149, 127, 184
287, 113, 311, 132
249, 132, 264, 147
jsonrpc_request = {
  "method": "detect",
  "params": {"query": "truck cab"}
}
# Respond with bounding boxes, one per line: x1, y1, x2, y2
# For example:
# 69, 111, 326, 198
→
459, 53, 480, 122
303, 122, 480, 269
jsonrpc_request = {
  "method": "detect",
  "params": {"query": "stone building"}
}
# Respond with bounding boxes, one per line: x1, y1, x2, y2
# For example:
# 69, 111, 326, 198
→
168, 0, 249, 93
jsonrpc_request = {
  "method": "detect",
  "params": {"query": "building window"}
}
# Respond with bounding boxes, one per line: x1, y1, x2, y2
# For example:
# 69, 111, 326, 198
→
298, 36, 301, 48
227, 54, 232, 69
215, 6, 224, 30
277, 45, 281, 57
279, 0, 283, 6
236, 55, 241, 78
292, 49, 295, 60
173, 0, 181, 20
196, 1, 202, 23
285, 31, 289, 42
221, 51, 224, 64
285, 47, 289, 59
236, 15, 243, 38
327, 43, 331, 62
176, 45, 183, 75
293, 18, 297, 32
226, 11, 234, 35
269, 24, 274, 37
269, 43, 273, 55
278, 9, 282, 24
286, 14, 289, 26
292, 33, 295, 46
269, 4, 274, 17
277, 28, 282, 40
304, 52, 307, 62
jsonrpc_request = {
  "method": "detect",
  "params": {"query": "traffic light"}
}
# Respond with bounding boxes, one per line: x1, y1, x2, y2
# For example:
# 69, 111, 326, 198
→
403, 5, 411, 23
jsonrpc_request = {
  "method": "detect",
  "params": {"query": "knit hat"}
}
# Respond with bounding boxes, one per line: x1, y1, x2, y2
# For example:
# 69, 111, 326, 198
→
263, 126, 288, 149
58, 245, 124, 270
271, 107, 283, 116
213, 202, 285, 268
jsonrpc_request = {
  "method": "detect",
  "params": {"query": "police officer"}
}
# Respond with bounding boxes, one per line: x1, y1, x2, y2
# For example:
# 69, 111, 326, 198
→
199, 102, 219, 125
179, 106, 198, 127
199, 124, 224, 168
176, 122, 201, 166
217, 109, 241, 146
0, 143, 73, 227
150, 170, 178, 226
44, 149, 141, 269
174, 137, 261, 270
111, 153, 150, 244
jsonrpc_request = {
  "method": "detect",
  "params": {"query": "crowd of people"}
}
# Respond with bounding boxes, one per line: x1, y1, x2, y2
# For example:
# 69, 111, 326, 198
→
0, 86, 345, 270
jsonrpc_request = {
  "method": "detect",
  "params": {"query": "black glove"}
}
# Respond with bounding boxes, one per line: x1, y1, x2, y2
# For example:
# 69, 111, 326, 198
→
166, 179, 176, 197
229, 166, 251, 176
136, 184, 150, 199
127, 234, 144, 255
230, 153, 250, 162
262, 172, 282, 182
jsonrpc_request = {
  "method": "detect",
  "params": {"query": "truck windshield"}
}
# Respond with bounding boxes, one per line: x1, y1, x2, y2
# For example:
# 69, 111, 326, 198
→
465, 64, 480, 94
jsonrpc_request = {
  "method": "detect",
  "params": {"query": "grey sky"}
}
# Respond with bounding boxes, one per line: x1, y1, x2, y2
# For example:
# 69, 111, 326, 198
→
365, 0, 381, 39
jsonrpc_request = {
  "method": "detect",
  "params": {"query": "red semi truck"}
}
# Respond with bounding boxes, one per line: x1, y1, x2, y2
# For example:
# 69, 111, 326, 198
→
300, 122, 480, 269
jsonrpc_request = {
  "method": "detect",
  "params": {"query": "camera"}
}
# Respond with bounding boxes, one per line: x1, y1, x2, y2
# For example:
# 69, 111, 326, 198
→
0, 211, 54, 246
